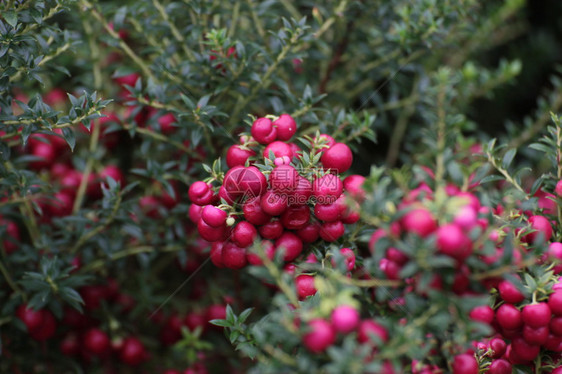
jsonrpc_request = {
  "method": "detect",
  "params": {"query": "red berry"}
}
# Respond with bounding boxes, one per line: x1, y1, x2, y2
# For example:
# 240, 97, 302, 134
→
313, 174, 343, 204
357, 320, 388, 345
188, 204, 203, 223
84, 328, 110, 355
469, 305, 494, 324
251, 117, 276, 145
49, 191, 74, 217
295, 274, 317, 300
488, 338, 506, 358
16, 304, 43, 332
401, 208, 437, 237
185, 311, 206, 332
436, 223, 472, 261
29, 310, 56, 341
226, 145, 256, 168
243, 196, 272, 225
258, 219, 284, 240
521, 302, 551, 328
120, 337, 147, 366
156, 113, 177, 134
246, 240, 275, 266
343, 175, 366, 202
197, 219, 226, 242
511, 336, 540, 362
314, 201, 342, 222
551, 316, 562, 335
523, 215, 552, 243
320, 143, 353, 173
294, 176, 313, 203
386, 248, 409, 265
188, 181, 214, 206
273, 114, 296, 141
331, 305, 360, 333
556, 180, 562, 196
302, 319, 336, 353
201, 205, 227, 228
544, 333, 562, 351
487, 359, 511, 374
496, 304, 522, 330
99, 164, 125, 186
314, 134, 336, 151
223, 166, 267, 200
206, 304, 227, 323
275, 232, 303, 262
334, 247, 356, 271
497, 280, 525, 304
221, 242, 247, 269
296, 222, 320, 243
451, 353, 478, 374
270, 165, 298, 193
260, 190, 288, 216
319, 220, 345, 242
549, 291, 562, 315
522, 324, 549, 345
263, 141, 293, 159
280, 204, 310, 230
210, 242, 225, 267
231, 221, 257, 248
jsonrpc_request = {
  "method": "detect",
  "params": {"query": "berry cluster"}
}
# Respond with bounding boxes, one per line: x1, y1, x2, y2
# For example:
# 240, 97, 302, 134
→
188, 114, 363, 270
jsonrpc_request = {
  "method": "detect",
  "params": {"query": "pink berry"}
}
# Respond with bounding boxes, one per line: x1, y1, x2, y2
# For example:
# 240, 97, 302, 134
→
401, 208, 437, 237
302, 319, 335, 353
343, 175, 366, 202
231, 221, 257, 248
511, 336, 540, 362
188, 181, 214, 206
221, 242, 247, 269
487, 359, 511, 374
453, 205, 478, 229
321, 143, 353, 173
263, 141, 293, 160
201, 205, 227, 228
556, 180, 562, 197
258, 219, 284, 240
275, 232, 303, 261
313, 174, 343, 204
197, 219, 226, 242
260, 190, 288, 216
469, 305, 494, 324
280, 205, 310, 230
488, 338, 506, 358
496, 304, 522, 330
83, 328, 110, 355
521, 302, 551, 328
226, 145, 256, 168
243, 196, 272, 225
270, 165, 298, 193
357, 320, 388, 345
331, 305, 360, 333
451, 353, 478, 374
314, 200, 343, 222
209, 242, 225, 267
498, 280, 525, 304
273, 114, 297, 141
251, 117, 276, 144
436, 223, 472, 261
523, 215, 552, 243
295, 274, 317, 300
319, 221, 345, 242
550, 291, 562, 315
296, 222, 320, 243
522, 324, 549, 345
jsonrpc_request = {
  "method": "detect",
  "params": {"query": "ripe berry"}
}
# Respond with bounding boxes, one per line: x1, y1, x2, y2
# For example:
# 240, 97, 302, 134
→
551, 316, 562, 336
258, 219, 284, 240
556, 180, 562, 197
302, 319, 336, 353
280, 204, 310, 230
334, 247, 356, 271
221, 242, 247, 269
487, 359, 511, 374
313, 174, 343, 203
357, 320, 388, 345
320, 143, 353, 173
488, 338, 507, 358
84, 328, 110, 355
496, 304, 522, 330
315, 134, 336, 151
295, 274, 317, 300
260, 190, 288, 216
550, 291, 562, 315
210, 242, 225, 267
314, 201, 342, 222
189, 204, 203, 223
343, 175, 366, 202
319, 220, 345, 242
544, 333, 562, 351
246, 241, 275, 266
451, 354, 478, 374
243, 196, 272, 225
16, 304, 43, 332
511, 336, 540, 362
436, 223, 472, 261
188, 181, 214, 206
251, 117, 277, 145
296, 222, 320, 243
197, 219, 226, 242
385, 248, 409, 265
401, 208, 437, 237
206, 304, 227, 322
523, 215, 553, 243
223, 166, 267, 200
522, 324, 549, 345
497, 280, 525, 304
270, 165, 298, 192
331, 305, 360, 333
120, 337, 147, 366
201, 205, 227, 227
275, 232, 303, 261
263, 141, 294, 159
294, 176, 313, 203
521, 302, 551, 328
29, 310, 56, 341
469, 305, 494, 324
226, 145, 256, 168
231, 221, 257, 248
273, 114, 297, 141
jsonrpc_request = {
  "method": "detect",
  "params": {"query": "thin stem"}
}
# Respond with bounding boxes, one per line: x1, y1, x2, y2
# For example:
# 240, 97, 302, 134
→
314, 0, 349, 39
10, 43, 71, 83
434, 85, 447, 190
228, 1, 241, 37
486, 151, 528, 198
152, 0, 196, 61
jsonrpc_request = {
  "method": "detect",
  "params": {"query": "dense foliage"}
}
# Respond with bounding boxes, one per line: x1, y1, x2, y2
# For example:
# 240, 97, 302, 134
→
2, 0, 562, 373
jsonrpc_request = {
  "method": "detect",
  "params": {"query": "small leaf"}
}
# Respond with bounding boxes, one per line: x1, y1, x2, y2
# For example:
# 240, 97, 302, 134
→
4, 11, 17, 28
62, 127, 76, 151
501, 149, 516, 169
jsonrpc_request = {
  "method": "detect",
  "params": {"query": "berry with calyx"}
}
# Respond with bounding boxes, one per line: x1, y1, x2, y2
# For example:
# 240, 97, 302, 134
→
320, 143, 353, 173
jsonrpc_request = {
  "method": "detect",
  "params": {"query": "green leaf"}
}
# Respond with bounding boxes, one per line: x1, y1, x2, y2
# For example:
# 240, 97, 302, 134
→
4, 11, 17, 28
502, 148, 516, 169
209, 319, 231, 328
